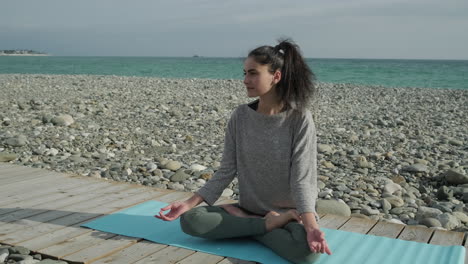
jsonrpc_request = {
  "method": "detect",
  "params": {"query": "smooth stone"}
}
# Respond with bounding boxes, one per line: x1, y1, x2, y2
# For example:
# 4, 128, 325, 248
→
437, 213, 461, 230
416, 206, 443, 219
391, 175, 406, 184
437, 186, 453, 200
19, 259, 40, 264
163, 160, 181, 171
356, 156, 373, 169
190, 164, 207, 172
402, 163, 428, 173
0, 248, 8, 263
10, 246, 31, 255
386, 219, 405, 225
221, 188, 234, 197
200, 173, 213, 181
448, 139, 463, 146
318, 181, 326, 189
380, 199, 392, 213
168, 182, 185, 191
51, 114, 74, 126
322, 161, 335, 169
146, 162, 158, 172
384, 195, 405, 208
361, 207, 380, 215
0, 153, 17, 162
390, 207, 406, 215
419, 218, 442, 228
319, 191, 331, 198
5, 135, 27, 147
8, 254, 33, 262
463, 192, 468, 203
444, 169, 468, 185
89, 171, 102, 179
316, 199, 351, 217
69, 156, 87, 163
317, 144, 333, 154
38, 260, 68, 264
453, 211, 468, 224
170, 169, 190, 182
384, 182, 402, 195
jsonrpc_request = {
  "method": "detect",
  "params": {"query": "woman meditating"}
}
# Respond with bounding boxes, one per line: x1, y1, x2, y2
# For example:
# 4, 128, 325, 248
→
156, 39, 332, 264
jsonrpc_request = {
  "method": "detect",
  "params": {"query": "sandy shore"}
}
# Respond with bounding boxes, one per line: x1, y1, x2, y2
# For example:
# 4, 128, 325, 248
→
1, 74, 467, 231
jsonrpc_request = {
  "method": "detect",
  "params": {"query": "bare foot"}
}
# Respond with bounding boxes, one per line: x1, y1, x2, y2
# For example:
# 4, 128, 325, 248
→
264, 210, 301, 232
220, 204, 261, 218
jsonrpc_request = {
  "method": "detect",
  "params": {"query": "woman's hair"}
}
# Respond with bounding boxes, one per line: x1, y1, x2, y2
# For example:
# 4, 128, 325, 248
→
248, 38, 316, 111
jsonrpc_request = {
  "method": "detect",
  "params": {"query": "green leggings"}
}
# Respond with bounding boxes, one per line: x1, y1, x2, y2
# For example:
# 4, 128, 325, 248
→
180, 206, 321, 264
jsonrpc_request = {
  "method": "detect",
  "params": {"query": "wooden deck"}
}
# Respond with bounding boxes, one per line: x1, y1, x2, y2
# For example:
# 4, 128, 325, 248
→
0, 162, 466, 264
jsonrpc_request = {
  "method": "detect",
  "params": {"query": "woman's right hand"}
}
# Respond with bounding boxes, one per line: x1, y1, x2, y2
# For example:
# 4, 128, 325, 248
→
154, 193, 204, 221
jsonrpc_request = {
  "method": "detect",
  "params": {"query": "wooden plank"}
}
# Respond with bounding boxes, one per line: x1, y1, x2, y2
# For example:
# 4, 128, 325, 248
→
133, 246, 194, 264
19, 223, 95, 251
0, 180, 113, 216
429, 229, 465, 246
367, 221, 405, 239
0, 163, 17, 171
318, 214, 350, 229
217, 258, 255, 264
62, 235, 139, 264
0, 183, 130, 238
0, 176, 99, 207
90, 241, 167, 264
0, 165, 46, 176
338, 217, 377, 234
2, 187, 168, 245
18, 189, 169, 250
39, 230, 118, 258
177, 251, 224, 264
0, 172, 72, 192
0, 166, 64, 181
0, 169, 59, 186
157, 191, 193, 203
32, 190, 189, 262
397, 225, 433, 243
0, 174, 87, 196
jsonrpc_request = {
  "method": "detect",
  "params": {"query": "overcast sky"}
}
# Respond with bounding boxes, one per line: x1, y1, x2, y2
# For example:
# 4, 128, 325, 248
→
1, 0, 467, 59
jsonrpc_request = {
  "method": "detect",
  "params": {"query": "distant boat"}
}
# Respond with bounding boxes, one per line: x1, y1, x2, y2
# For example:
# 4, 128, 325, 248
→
193, 55, 201, 58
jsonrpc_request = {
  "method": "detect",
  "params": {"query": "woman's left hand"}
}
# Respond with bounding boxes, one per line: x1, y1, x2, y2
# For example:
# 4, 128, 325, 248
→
307, 228, 332, 255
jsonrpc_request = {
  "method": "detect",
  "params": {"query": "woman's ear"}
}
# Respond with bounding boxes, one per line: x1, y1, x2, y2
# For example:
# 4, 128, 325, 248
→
273, 70, 282, 84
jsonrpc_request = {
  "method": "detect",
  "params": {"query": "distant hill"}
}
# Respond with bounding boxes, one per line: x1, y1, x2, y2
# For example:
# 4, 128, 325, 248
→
0, 50, 48, 56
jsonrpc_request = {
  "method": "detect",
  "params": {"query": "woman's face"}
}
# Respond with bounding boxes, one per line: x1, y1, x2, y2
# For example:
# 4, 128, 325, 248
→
243, 57, 280, 98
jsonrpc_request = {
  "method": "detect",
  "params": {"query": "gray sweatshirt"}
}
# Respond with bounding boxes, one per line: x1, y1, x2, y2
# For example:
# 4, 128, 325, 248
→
197, 100, 318, 216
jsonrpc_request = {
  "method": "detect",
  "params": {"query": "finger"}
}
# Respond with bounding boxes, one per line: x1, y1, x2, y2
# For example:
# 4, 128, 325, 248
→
316, 243, 322, 254
310, 245, 317, 253
309, 242, 317, 253
325, 245, 332, 255
320, 232, 325, 240
320, 244, 325, 254
160, 207, 171, 212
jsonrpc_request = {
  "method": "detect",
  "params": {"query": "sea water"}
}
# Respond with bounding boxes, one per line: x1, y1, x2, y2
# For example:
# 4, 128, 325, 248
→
0, 56, 467, 89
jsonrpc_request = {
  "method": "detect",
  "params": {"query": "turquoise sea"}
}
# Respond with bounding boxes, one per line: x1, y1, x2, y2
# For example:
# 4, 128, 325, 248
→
1, 56, 467, 89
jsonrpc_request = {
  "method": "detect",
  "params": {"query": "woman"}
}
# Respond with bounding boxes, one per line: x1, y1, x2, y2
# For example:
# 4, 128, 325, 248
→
155, 39, 332, 264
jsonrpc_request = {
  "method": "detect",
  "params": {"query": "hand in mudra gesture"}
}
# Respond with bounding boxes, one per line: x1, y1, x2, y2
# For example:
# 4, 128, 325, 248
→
307, 228, 332, 255
154, 201, 192, 221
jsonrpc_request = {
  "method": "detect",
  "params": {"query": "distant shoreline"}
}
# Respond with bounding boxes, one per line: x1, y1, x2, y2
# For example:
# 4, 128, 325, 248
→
0, 54, 49, 56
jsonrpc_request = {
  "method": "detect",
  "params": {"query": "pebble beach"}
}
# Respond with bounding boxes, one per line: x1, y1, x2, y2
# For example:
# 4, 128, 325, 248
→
1, 73, 467, 245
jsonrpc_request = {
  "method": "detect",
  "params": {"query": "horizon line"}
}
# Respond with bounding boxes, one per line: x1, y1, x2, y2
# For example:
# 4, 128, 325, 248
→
7, 54, 468, 61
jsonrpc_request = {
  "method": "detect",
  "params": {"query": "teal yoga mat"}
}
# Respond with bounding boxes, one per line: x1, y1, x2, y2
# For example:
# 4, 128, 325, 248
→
82, 200, 465, 264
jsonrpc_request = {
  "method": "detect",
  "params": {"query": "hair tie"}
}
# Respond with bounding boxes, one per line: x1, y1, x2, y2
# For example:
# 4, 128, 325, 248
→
274, 45, 284, 55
